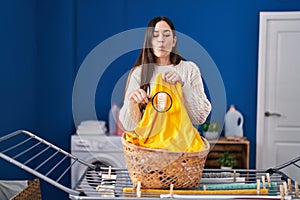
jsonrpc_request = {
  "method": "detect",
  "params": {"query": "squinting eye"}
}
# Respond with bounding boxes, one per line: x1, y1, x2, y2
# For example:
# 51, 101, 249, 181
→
152, 34, 171, 38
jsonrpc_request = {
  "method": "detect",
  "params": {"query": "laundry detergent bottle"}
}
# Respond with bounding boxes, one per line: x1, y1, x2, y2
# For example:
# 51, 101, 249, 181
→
225, 105, 244, 138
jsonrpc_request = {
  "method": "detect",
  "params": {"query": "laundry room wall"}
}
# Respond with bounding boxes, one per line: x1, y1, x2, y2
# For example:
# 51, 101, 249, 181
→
0, 1, 36, 139
0, 0, 38, 185
0, 1, 75, 200
1, 1, 300, 200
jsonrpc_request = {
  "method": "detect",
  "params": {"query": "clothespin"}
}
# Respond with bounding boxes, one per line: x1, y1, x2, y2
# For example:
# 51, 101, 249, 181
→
283, 181, 288, 197
261, 176, 266, 189
136, 181, 141, 198
169, 184, 174, 198
203, 185, 206, 191
95, 185, 101, 191
287, 179, 292, 195
266, 173, 271, 187
256, 179, 261, 194
233, 170, 236, 183
108, 166, 111, 179
295, 181, 299, 198
280, 185, 284, 200
102, 166, 117, 180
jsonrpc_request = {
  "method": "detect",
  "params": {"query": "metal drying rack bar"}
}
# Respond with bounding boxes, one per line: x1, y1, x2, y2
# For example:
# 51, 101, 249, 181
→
0, 130, 94, 196
0, 130, 299, 199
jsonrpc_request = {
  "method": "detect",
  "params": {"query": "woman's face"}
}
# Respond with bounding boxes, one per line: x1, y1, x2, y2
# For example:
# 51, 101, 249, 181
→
151, 20, 177, 61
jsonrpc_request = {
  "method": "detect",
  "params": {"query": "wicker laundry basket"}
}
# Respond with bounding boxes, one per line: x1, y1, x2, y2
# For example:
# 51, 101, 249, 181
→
121, 133, 210, 189
10, 179, 41, 200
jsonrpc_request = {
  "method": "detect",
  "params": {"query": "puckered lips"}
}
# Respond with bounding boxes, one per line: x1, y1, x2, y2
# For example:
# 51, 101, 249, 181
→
156, 45, 166, 51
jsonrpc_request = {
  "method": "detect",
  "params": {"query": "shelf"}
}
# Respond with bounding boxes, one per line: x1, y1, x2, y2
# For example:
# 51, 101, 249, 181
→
205, 137, 250, 169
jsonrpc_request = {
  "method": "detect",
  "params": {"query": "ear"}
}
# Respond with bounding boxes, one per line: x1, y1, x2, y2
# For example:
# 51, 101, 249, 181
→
173, 36, 177, 47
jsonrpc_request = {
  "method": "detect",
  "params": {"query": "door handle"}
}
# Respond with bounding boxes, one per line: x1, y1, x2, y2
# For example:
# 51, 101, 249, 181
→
265, 111, 281, 117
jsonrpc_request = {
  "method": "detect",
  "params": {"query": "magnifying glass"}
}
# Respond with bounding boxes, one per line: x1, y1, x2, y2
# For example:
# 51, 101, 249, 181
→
148, 91, 172, 113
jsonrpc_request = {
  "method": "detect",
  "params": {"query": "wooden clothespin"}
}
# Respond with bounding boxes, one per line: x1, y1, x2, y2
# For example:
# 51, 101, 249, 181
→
169, 184, 174, 198
256, 179, 261, 194
295, 181, 299, 198
287, 179, 292, 195
102, 166, 117, 180
261, 176, 266, 189
266, 173, 271, 187
108, 166, 111, 179
95, 185, 101, 191
280, 185, 284, 200
136, 181, 141, 198
283, 181, 288, 197
233, 170, 236, 183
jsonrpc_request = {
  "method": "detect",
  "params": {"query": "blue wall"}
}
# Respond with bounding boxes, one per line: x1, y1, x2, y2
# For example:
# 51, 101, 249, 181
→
1, 0, 300, 199
0, 0, 37, 191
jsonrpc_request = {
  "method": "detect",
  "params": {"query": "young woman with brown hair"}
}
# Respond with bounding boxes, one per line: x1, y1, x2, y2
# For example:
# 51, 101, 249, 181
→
119, 16, 211, 131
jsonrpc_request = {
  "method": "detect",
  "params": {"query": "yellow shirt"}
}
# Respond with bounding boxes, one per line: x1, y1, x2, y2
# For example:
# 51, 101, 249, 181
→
119, 61, 212, 131
125, 73, 205, 152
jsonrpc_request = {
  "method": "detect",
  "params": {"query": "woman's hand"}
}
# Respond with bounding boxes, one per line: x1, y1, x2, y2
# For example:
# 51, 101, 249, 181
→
162, 71, 184, 86
128, 89, 149, 104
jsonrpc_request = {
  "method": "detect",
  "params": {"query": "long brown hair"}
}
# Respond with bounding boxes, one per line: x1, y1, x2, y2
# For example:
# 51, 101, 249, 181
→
125, 16, 184, 115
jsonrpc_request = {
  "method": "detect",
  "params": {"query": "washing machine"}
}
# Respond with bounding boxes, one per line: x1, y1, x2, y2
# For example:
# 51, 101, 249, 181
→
71, 134, 126, 190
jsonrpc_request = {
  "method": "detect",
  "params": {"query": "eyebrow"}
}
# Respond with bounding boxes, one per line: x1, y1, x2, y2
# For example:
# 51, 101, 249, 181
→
153, 29, 171, 33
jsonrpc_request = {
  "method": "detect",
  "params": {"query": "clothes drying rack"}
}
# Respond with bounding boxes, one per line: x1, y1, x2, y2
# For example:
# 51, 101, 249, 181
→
0, 130, 299, 199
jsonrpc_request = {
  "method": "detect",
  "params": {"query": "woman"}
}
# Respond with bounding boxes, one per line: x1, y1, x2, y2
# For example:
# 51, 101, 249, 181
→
119, 16, 211, 131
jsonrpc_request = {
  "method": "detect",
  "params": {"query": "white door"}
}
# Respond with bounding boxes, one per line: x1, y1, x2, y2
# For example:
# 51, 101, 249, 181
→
256, 12, 300, 182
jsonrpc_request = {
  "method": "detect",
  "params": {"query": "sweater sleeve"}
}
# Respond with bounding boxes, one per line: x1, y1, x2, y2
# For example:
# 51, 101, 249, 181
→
119, 68, 141, 131
181, 62, 211, 125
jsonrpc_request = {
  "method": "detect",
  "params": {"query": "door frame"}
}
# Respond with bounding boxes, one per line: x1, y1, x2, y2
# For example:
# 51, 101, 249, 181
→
256, 11, 300, 169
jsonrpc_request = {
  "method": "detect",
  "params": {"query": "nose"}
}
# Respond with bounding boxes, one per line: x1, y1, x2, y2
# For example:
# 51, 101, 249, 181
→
157, 34, 164, 42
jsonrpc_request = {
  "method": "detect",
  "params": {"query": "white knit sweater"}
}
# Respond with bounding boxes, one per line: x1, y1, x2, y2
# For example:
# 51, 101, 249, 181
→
119, 60, 212, 131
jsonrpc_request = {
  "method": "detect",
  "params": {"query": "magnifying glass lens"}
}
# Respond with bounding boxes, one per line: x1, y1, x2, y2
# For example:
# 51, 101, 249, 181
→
150, 92, 172, 113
